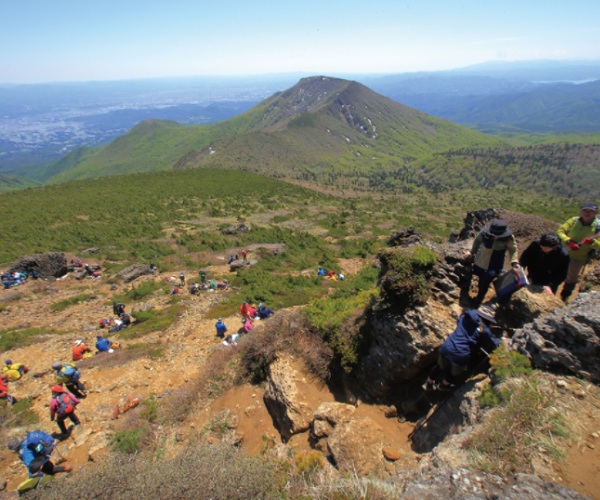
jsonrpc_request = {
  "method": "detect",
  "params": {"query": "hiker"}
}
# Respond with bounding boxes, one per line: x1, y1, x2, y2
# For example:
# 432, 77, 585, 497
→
242, 249, 248, 262
113, 302, 126, 317
240, 301, 251, 321
99, 318, 113, 329
243, 318, 254, 333
317, 267, 326, 277
518, 233, 569, 296
3, 359, 29, 381
556, 201, 600, 302
223, 333, 240, 347
464, 219, 518, 307
215, 318, 228, 338
199, 268, 207, 285
72, 339, 92, 361
150, 262, 157, 274
257, 304, 275, 319
52, 362, 87, 398
227, 255, 234, 265
120, 312, 131, 327
190, 283, 201, 295
216, 279, 228, 290
96, 334, 112, 352
338, 273, 345, 281
50, 385, 81, 436
0, 375, 17, 405
424, 309, 502, 391
7, 430, 73, 492
179, 272, 185, 287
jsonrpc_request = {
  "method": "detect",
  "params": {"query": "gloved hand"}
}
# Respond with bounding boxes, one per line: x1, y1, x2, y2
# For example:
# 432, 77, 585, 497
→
568, 240, 580, 251
581, 237, 595, 245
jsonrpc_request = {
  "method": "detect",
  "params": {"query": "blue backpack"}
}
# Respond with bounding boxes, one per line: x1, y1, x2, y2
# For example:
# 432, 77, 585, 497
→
61, 365, 80, 381
25, 431, 53, 453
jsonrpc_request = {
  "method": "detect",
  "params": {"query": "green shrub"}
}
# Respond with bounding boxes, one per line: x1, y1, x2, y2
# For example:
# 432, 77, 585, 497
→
120, 280, 166, 301
376, 245, 437, 312
489, 343, 532, 381
0, 327, 57, 351
110, 427, 146, 454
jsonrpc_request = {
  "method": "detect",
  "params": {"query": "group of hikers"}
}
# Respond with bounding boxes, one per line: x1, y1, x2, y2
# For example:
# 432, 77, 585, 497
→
426, 201, 600, 392
2, 301, 131, 492
1, 270, 36, 289
168, 268, 229, 295
317, 267, 345, 281
216, 300, 276, 346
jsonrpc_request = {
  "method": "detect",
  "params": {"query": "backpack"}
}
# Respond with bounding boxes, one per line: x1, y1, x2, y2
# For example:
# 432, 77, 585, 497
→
61, 364, 80, 381
55, 393, 74, 417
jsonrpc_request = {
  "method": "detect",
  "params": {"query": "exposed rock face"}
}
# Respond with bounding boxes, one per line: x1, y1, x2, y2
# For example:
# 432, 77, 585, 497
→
7, 252, 67, 279
386, 227, 423, 247
511, 291, 600, 383
263, 354, 323, 440
449, 208, 498, 242
397, 466, 585, 499
221, 223, 249, 235
117, 264, 155, 283
497, 286, 564, 328
311, 402, 384, 475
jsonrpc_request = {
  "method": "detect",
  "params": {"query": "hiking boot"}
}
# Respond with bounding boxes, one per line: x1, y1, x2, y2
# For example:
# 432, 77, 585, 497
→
64, 466, 73, 473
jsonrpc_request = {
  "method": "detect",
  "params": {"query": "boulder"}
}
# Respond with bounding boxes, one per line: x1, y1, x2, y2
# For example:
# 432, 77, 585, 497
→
496, 286, 563, 328
449, 208, 498, 242
230, 259, 258, 272
7, 252, 67, 279
325, 417, 384, 475
510, 291, 600, 383
117, 264, 154, 283
221, 223, 249, 235
387, 227, 423, 247
263, 355, 321, 440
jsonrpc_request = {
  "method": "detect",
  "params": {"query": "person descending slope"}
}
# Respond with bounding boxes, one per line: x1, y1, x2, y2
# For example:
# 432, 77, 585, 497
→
49, 385, 80, 437
52, 362, 87, 398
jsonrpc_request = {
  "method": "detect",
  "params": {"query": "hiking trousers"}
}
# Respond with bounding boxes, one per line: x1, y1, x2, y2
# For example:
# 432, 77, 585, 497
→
56, 412, 80, 434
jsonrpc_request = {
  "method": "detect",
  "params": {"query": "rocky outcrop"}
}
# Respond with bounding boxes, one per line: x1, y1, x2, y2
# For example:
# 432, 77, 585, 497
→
497, 286, 564, 328
449, 208, 498, 242
7, 251, 67, 279
263, 354, 327, 440
387, 227, 423, 247
116, 264, 155, 283
397, 466, 585, 499
511, 291, 600, 383
311, 402, 384, 475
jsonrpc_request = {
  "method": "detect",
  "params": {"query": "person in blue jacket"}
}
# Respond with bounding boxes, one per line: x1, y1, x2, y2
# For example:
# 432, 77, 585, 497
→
215, 318, 228, 338
424, 309, 501, 391
95, 334, 111, 353
7, 431, 72, 476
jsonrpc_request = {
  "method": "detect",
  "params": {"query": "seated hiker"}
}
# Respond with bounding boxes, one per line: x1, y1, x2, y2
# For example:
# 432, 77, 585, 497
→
215, 318, 228, 338
518, 232, 569, 296
149, 262, 157, 274
0, 374, 17, 405
243, 318, 254, 333
119, 312, 131, 327
424, 309, 502, 392
338, 273, 345, 281
96, 334, 112, 352
240, 301, 251, 321
223, 333, 240, 347
99, 318, 113, 329
208, 279, 217, 290
464, 219, 518, 307
112, 302, 126, 317
72, 340, 92, 361
52, 362, 87, 398
3, 359, 29, 381
50, 385, 80, 437
217, 279, 228, 290
227, 255, 234, 265
190, 283, 201, 295
257, 304, 275, 319
317, 267, 326, 277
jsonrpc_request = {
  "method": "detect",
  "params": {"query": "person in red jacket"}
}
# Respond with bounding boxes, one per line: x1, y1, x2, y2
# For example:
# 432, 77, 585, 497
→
71, 340, 91, 361
240, 301, 251, 321
0, 375, 17, 405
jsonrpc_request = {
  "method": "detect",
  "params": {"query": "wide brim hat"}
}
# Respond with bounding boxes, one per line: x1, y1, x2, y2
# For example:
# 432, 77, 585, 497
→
483, 219, 512, 238
476, 305, 497, 324
74, 339, 83, 346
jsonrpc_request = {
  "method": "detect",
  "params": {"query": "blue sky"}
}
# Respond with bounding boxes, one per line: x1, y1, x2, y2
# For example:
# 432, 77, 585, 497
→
2, 0, 599, 83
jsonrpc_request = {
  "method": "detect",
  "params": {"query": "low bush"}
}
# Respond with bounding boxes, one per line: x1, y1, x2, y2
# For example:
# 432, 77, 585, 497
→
0, 327, 57, 351
0, 397, 39, 429
49, 293, 97, 312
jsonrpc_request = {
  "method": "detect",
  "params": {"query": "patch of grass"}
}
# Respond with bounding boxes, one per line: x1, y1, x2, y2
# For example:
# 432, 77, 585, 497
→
116, 280, 167, 302
0, 396, 39, 429
49, 293, 97, 312
110, 427, 145, 454
489, 343, 532, 381
140, 396, 161, 423
465, 375, 571, 475
0, 327, 58, 351
122, 304, 185, 339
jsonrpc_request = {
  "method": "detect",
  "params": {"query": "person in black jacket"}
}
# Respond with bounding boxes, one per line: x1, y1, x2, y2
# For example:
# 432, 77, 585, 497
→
519, 233, 569, 295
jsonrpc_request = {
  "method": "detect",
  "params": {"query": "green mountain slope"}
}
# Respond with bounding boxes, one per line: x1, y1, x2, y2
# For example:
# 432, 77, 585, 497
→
39, 76, 505, 186
0, 173, 40, 192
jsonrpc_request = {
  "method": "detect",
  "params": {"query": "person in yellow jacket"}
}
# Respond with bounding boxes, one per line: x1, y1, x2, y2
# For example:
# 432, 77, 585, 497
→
3, 359, 29, 381
556, 201, 600, 301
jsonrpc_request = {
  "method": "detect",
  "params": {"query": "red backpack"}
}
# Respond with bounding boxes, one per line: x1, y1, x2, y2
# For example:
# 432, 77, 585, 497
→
56, 393, 74, 417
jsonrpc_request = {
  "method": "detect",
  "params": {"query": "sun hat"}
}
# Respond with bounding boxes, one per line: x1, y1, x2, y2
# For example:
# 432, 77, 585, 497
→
51, 385, 64, 393
484, 219, 512, 238
74, 339, 83, 346
475, 305, 497, 324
